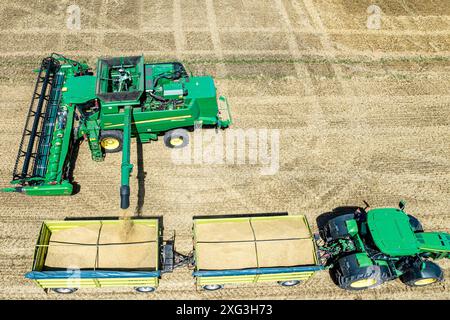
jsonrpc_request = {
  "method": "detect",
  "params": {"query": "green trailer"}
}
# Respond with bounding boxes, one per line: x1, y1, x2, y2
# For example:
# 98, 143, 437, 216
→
25, 218, 170, 294
192, 214, 323, 291
3, 54, 232, 209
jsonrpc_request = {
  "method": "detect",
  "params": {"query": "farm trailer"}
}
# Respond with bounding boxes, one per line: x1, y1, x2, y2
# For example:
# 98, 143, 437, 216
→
2, 54, 232, 209
25, 213, 323, 294
25, 218, 173, 294
192, 214, 323, 291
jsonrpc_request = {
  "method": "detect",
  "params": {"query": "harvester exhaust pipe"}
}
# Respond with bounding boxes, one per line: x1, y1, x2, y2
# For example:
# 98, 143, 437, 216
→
120, 106, 133, 209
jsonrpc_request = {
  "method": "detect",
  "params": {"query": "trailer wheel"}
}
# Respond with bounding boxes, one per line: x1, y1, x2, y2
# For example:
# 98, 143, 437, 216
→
134, 286, 156, 293
164, 129, 189, 149
278, 280, 302, 287
51, 288, 78, 294
202, 284, 223, 291
400, 261, 443, 287
100, 130, 123, 153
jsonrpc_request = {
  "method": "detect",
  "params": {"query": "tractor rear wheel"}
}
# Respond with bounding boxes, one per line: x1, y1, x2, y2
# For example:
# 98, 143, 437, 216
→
100, 130, 123, 153
333, 254, 383, 291
400, 261, 443, 287
319, 213, 355, 242
164, 129, 189, 149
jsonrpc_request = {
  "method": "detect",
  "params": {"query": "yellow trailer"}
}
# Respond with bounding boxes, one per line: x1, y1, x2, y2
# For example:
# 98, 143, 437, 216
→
25, 218, 164, 294
192, 213, 323, 290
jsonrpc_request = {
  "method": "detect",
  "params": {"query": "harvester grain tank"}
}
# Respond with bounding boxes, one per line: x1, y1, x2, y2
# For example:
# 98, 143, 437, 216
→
2, 54, 232, 209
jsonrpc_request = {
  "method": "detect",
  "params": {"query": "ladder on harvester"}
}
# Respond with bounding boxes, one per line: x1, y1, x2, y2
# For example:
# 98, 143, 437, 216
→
12, 57, 61, 184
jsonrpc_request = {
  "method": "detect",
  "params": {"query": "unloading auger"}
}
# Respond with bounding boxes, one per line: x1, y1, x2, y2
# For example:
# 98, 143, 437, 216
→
2, 54, 232, 209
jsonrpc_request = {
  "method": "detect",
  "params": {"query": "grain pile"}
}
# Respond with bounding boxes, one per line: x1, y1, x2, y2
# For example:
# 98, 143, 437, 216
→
44, 221, 157, 270
194, 217, 315, 270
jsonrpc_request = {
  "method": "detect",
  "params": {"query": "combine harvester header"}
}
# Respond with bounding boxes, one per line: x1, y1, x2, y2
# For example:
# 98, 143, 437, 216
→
2, 54, 232, 209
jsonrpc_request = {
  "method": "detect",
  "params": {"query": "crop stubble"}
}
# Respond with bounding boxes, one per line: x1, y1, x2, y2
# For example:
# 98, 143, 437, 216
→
0, 0, 449, 299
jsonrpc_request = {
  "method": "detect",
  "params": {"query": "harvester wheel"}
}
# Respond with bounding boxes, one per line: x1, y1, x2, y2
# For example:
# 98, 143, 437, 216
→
164, 129, 189, 149
100, 130, 123, 153
333, 254, 383, 291
51, 288, 78, 294
202, 284, 223, 291
400, 261, 443, 287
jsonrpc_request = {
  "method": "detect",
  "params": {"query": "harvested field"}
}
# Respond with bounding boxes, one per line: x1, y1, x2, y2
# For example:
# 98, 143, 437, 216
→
0, 0, 449, 300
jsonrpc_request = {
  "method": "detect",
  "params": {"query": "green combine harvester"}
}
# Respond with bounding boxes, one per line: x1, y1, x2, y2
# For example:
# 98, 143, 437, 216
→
318, 201, 449, 290
2, 54, 231, 209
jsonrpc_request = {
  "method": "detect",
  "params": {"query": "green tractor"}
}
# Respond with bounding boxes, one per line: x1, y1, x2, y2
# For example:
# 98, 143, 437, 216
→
317, 201, 449, 290
2, 54, 232, 209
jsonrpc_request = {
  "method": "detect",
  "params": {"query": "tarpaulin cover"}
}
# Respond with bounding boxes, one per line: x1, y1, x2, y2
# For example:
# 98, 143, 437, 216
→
43, 222, 158, 270
194, 215, 318, 271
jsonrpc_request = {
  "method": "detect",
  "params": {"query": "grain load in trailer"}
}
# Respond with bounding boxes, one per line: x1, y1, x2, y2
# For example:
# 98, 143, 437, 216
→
25, 218, 170, 294
192, 213, 323, 290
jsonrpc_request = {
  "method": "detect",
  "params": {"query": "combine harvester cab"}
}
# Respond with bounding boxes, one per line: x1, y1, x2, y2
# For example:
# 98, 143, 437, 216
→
2, 54, 232, 209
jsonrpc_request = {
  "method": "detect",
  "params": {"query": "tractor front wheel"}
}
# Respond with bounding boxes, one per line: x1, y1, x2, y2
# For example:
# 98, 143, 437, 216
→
407, 214, 424, 233
100, 130, 123, 153
400, 261, 443, 287
164, 129, 189, 149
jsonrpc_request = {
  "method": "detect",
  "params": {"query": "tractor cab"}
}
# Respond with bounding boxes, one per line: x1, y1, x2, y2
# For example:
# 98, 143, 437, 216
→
367, 208, 420, 256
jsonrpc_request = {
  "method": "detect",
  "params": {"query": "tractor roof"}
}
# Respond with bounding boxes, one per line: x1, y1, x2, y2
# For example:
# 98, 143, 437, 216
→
367, 208, 420, 256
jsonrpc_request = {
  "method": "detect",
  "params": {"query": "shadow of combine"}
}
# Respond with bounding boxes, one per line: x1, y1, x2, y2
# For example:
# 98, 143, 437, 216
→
67, 137, 81, 195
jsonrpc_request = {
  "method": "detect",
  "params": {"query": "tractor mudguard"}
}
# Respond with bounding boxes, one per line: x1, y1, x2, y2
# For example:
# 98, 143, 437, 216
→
321, 214, 358, 242
334, 253, 383, 290
337, 253, 374, 277
400, 261, 444, 286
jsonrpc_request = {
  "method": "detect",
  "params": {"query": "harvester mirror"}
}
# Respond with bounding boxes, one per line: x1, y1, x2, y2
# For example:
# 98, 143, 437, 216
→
399, 200, 406, 210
